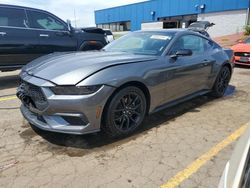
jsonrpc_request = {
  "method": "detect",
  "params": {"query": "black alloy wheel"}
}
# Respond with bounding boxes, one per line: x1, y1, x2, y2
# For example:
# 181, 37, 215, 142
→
211, 66, 231, 97
103, 86, 146, 137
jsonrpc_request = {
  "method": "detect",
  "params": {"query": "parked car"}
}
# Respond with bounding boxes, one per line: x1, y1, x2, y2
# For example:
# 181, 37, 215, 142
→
0, 4, 108, 71
17, 29, 234, 137
231, 38, 250, 66
104, 29, 114, 43
188, 21, 215, 37
219, 126, 250, 188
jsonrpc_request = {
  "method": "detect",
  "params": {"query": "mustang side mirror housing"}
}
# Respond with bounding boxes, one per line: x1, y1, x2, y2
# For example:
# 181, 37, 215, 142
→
170, 49, 193, 59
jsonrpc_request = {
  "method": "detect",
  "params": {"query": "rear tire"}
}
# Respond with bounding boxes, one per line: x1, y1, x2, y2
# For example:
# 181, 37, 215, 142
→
102, 86, 146, 138
211, 66, 231, 98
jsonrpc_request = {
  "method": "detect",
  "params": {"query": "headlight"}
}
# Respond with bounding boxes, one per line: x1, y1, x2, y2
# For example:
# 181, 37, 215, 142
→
50, 85, 102, 95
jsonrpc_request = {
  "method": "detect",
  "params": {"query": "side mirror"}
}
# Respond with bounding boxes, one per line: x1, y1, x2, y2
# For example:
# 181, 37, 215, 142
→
170, 49, 192, 59
66, 19, 72, 32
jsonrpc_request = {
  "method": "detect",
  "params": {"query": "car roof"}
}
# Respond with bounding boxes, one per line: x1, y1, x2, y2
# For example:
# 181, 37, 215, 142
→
0, 4, 46, 12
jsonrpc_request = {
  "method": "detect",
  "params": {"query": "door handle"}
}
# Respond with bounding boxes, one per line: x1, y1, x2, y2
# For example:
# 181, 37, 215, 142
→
39, 34, 49, 37
202, 60, 211, 66
0, 32, 6, 36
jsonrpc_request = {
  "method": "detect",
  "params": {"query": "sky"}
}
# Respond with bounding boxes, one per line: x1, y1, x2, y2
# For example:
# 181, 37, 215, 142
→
0, 0, 147, 27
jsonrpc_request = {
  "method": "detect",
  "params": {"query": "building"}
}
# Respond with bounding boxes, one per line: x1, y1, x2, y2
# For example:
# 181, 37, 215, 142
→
95, 0, 250, 37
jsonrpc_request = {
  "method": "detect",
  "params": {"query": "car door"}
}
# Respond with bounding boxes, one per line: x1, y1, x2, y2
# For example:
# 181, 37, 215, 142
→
26, 10, 77, 54
0, 6, 40, 69
240, 148, 250, 188
164, 34, 214, 102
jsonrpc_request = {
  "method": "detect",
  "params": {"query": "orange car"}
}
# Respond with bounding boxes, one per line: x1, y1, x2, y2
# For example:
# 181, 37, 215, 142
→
231, 38, 250, 66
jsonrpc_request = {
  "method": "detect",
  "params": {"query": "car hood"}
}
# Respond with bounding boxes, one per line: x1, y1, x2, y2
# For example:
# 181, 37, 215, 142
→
22, 51, 157, 85
231, 43, 250, 52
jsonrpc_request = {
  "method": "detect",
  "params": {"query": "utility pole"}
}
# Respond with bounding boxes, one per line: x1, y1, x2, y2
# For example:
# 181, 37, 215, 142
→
74, 8, 77, 28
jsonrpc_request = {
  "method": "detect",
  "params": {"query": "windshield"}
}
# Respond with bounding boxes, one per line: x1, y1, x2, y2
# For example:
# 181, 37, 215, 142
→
104, 32, 174, 55
245, 38, 250, 43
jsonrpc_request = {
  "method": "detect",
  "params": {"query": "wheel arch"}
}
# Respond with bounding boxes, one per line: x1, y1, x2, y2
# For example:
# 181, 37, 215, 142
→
101, 81, 151, 128
222, 62, 233, 75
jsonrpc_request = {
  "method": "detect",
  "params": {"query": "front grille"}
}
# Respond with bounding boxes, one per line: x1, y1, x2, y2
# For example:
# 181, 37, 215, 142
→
19, 80, 48, 111
236, 60, 250, 64
27, 83, 46, 103
234, 52, 250, 57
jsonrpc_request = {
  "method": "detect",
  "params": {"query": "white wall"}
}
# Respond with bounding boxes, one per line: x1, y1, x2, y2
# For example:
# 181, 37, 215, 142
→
141, 22, 163, 30
198, 9, 248, 37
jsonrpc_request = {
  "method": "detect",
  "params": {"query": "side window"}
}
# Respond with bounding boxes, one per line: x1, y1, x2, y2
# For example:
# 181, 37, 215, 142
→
203, 38, 215, 51
0, 7, 26, 28
171, 35, 205, 55
27, 10, 67, 31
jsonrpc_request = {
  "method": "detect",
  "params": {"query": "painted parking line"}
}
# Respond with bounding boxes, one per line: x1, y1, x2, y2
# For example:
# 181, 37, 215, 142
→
160, 124, 248, 188
0, 96, 17, 102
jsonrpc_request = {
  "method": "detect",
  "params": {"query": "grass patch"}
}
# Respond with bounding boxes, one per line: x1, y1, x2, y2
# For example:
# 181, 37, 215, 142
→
244, 25, 250, 35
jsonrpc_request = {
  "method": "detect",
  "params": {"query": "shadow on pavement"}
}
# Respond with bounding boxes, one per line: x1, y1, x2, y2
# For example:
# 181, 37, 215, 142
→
27, 85, 236, 154
0, 73, 19, 90
235, 64, 250, 69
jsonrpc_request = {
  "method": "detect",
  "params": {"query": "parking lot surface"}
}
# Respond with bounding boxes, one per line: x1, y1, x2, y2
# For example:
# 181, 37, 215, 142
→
1, 67, 250, 188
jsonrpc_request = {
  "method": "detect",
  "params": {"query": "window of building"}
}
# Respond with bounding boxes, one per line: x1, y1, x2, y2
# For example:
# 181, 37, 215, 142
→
97, 21, 131, 32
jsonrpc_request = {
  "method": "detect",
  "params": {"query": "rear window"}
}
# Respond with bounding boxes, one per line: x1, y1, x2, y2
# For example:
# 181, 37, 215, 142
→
0, 7, 26, 28
105, 30, 113, 35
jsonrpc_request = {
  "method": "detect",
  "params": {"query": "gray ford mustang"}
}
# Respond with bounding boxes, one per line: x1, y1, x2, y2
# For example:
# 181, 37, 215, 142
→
17, 29, 234, 137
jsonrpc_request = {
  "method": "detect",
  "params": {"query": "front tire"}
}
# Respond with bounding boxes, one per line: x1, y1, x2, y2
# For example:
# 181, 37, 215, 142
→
211, 66, 231, 98
102, 86, 147, 138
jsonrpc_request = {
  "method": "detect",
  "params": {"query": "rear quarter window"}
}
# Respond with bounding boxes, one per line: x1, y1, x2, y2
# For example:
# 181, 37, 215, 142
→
0, 7, 26, 28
